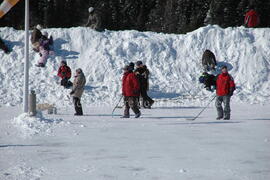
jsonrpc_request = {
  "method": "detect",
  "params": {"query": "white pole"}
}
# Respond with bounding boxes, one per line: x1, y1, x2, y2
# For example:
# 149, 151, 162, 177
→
23, 0, 29, 113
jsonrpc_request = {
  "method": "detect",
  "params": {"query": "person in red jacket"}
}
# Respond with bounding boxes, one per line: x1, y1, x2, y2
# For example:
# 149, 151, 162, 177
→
122, 64, 141, 118
215, 66, 236, 120
57, 60, 73, 88
244, 5, 259, 28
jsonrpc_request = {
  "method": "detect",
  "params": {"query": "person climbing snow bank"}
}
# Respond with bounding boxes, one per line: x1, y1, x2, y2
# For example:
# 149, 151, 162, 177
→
57, 60, 73, 88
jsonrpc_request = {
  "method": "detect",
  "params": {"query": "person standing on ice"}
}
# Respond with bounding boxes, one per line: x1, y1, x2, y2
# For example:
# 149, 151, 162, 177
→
134, 61, 154, 108
70, 68, 86, 116
202, 49, 217, 72
35, 32, 54, 67
31, 24, 43, 52
244, 5, 260, 28
57, 60, 73, 88
85, 7, 104, 31
122, 65, 141, 118
215, 66, 235, 120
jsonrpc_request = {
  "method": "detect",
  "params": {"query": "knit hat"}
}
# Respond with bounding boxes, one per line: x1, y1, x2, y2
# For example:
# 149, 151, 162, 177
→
88, 7, 94, 13
136, 61, 143, 66
221, 65, 227, 69
36, 24, 42, 30
61, 60, 67, 65
76, 68, 83, 73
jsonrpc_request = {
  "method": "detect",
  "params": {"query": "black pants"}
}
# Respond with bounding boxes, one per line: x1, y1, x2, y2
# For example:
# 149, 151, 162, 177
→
140, 89, 154, 104
73, 97, 83, 115
61, 78, 73, 88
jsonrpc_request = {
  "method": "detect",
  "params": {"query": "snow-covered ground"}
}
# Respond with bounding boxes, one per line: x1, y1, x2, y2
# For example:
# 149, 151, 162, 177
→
0, 25, 270, 179
0, 25, 269, 107
0, 104, 270, 180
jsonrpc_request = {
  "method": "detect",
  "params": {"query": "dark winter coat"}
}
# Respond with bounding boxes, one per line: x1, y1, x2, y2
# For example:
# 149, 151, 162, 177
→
31, 28, 42, 44
245, 10, 259, 28
122, 72, 140, 97
57, 65, 72, 79
135, 65, 150, 91
216, 72, 235, 96
202, 50, 217, 70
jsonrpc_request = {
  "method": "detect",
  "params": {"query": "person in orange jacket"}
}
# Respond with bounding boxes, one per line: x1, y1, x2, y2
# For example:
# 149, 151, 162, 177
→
215, 66, 236, 120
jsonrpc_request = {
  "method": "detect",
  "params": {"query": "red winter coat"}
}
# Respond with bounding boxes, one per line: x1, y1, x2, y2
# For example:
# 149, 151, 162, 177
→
245, 10, 259, 28
216, 72, 235, 96
57, 65, 72, 79
122, 72, 140, 97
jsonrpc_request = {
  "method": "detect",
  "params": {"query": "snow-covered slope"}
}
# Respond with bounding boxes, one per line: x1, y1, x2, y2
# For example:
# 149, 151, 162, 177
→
0, 25, 269, 107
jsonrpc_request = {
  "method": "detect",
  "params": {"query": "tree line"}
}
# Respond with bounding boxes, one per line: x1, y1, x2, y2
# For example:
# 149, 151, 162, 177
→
0, 0, 269, 34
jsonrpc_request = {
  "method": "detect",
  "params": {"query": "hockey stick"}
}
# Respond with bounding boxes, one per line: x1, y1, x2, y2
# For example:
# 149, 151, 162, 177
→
186, 95, 216, 121
112, 95, 123, 118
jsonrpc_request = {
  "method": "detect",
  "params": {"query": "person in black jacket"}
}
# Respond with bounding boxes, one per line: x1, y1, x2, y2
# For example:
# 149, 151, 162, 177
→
135, 61, 154, 108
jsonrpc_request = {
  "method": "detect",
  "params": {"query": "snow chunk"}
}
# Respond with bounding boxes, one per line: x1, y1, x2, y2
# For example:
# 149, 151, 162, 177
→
12, 112, 63, 137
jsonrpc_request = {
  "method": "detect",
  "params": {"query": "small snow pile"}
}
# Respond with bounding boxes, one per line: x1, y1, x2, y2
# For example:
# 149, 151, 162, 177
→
13, 112, 63, 137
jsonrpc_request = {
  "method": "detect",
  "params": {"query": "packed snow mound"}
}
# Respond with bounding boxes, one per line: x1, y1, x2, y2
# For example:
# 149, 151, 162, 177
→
13, 112, 64, 137
0, 25, 269, 107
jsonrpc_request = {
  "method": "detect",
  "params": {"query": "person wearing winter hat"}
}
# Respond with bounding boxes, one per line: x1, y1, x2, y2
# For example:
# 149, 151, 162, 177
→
121, 64, 141, 118
85, 7, 104, 31
215, 66, 236, 120
31, 24, 43, 52
202, 49, 217, 72
57, 60, 73, 88
70, 68, 86, 116
135, 61, 154, 108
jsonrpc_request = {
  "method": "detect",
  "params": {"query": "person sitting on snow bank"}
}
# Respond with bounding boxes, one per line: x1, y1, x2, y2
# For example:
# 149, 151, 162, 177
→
57, 60, 73, 88
85, 7, 104, 31
202, 49, 217, 72
215, 66, 235, 120
31, 24, 43, 52
122, 64, 141, 118
70, 68, 86, 116
35, 31, 54, 67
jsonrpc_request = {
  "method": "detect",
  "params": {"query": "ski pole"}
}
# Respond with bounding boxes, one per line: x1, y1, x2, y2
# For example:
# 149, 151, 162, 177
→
112, 95, 123, 117
187, 95, 216, 121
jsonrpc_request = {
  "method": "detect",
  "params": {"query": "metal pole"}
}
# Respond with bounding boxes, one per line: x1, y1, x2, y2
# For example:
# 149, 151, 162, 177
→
23, 0, 29, 113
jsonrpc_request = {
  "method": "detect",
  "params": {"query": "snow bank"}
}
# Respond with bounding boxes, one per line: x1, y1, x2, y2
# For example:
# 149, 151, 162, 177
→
13, 112, 64, 137
0, 25, 269, 107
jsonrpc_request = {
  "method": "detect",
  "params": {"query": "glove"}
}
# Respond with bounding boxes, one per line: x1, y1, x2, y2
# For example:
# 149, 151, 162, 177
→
70, 90, 75, 95
229, 88, 234, 96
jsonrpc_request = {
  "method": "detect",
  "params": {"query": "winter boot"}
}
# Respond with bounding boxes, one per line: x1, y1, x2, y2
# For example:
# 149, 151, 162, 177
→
135, 112, 141, 118
35, 63, 45, 67
121, 115, 130, 118
216, 116, 223, 120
